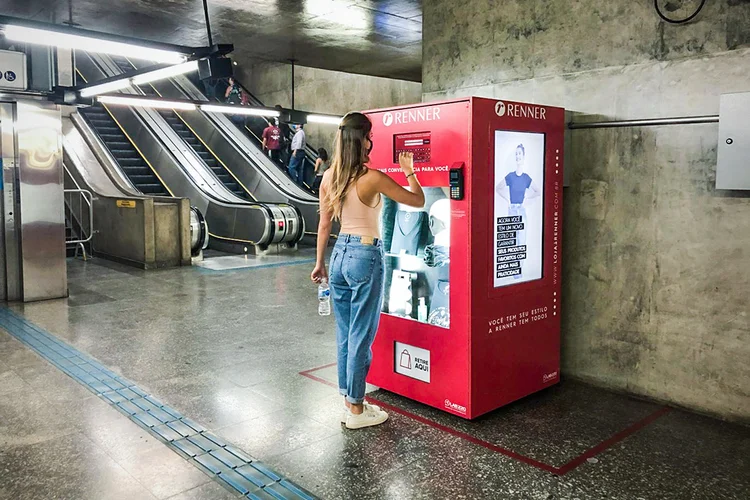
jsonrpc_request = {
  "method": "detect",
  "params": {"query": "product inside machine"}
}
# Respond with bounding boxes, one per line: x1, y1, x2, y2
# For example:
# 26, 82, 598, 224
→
381, 188, 451, 328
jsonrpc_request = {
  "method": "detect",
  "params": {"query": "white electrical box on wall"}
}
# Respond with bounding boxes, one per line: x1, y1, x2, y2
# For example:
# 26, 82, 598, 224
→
0, 49, 27, 91
716, 92, 750, 190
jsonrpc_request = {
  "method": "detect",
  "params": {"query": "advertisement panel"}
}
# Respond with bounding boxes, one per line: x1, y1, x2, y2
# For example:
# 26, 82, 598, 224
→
493, 131, 545, 287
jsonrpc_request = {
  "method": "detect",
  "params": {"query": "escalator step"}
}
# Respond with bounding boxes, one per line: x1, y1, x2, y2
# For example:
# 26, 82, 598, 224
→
129, 175, 161, 184
140, 185, 167, 194
88, 120, 116, 128
117, 158, 143, 167
112, 150, 141, 159
123, 167, 153, 176
99, 133, 125, 140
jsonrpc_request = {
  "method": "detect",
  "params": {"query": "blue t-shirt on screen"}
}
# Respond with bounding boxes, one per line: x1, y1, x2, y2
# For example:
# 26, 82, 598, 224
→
505, 172, 532, 204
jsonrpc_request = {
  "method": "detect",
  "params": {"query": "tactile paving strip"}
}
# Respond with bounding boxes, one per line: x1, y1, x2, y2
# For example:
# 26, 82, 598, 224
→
0, 308, 316, 500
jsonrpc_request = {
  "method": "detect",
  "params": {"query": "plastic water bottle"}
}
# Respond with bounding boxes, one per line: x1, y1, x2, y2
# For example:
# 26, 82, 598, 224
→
318, 279, 331, 316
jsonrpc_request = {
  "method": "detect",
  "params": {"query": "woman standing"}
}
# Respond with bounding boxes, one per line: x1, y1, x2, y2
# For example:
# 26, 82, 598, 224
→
311, 112, 424, 429
312, 148, 330, 194
495, 144, 541, 278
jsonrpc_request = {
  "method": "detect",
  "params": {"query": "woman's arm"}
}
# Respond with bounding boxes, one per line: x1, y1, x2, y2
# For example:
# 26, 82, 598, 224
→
375, 152, 425, 208
526, 180, 541, 200
496, 178, 509, 201
224, 86, 232, 98
314, 158, 322, 174
311, 173, 333, 283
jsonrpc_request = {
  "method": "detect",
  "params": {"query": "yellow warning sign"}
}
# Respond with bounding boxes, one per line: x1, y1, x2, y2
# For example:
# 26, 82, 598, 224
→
117, 200, 136, 209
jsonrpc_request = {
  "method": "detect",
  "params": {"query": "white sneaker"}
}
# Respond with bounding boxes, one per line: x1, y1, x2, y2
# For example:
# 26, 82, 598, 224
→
345, 405, 389, 429
340, 402, 381, 424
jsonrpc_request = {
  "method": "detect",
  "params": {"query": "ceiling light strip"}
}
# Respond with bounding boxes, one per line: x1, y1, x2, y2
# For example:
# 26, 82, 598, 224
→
132, 61, 199, 85
80, 80, 132, 98
98, 95, 196, 111
3, 25, 187, 64
307, 114, 343, 125
201, 104, 280, 117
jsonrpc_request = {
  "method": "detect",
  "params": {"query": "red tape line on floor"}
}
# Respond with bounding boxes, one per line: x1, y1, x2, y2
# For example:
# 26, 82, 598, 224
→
299, 362, 671, 476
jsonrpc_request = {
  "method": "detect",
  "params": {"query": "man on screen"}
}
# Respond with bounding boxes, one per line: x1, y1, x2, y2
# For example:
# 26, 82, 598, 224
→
495, 144, 541, 279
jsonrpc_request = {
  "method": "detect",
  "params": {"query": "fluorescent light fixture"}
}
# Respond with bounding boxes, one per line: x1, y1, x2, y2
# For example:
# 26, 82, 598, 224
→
3, 25, 187, 64
98, 95, 196, 111
132, 60, 199, 85
307, 114, 343, 125
201, 104, 280, 117
80, 79, 131, 98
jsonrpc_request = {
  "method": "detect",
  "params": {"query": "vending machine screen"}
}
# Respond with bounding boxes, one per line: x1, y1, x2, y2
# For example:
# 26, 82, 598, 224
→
393, 132, 432, 163
493, 130, 546, 287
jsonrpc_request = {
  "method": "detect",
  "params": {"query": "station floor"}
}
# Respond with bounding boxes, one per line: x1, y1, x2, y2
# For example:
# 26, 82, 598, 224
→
0, 255, 748, 500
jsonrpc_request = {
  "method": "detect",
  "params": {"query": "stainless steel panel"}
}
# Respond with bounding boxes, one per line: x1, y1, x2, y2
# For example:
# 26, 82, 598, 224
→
716, 92, 750, 190
16, 100, 67, 301
56, 48, 75, 88
0, 102, 20, 301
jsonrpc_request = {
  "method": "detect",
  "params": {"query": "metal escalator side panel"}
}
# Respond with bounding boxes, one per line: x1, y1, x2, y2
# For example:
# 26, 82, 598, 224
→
171, 110, 258, 201
63, 115, 140, 198
266, 205, 286, 245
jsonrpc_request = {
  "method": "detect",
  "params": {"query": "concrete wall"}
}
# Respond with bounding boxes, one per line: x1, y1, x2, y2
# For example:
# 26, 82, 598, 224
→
234, 59, 422, 154
423, 0, 750, 421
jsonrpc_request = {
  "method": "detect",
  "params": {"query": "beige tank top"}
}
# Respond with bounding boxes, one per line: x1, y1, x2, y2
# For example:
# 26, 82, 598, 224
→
340, 178, 382, 239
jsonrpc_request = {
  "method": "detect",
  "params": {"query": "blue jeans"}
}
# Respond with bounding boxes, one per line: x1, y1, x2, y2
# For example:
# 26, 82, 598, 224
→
288, 151, 304, 184
329, 235, 385, 404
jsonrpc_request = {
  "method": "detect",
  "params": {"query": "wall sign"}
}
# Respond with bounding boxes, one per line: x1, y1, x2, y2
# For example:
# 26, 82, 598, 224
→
117, 200, 136, 209
0, 50, 28, 91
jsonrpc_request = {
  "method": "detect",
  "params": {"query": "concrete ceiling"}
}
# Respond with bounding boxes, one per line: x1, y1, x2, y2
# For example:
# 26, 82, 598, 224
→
1, 0, 422, 81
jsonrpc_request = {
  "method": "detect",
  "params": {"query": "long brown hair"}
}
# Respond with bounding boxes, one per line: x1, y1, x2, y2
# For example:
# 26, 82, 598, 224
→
322, 112, 372, 221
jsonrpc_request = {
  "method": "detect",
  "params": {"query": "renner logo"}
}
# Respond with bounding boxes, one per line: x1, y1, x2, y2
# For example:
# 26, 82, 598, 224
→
444, 399, 467, 414
497, 101, 547, 120
543, 371, 559, 383
382, 107, 441, 127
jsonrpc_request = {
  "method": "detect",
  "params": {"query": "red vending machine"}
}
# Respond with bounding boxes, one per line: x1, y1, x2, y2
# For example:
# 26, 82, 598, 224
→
366, 97, 564, 419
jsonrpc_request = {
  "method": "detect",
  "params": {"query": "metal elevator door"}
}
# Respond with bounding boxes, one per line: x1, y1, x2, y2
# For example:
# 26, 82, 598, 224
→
0, 99, 67, 302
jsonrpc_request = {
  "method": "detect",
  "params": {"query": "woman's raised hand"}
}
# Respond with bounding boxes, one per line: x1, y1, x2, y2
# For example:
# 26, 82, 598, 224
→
398, 152, 414, 176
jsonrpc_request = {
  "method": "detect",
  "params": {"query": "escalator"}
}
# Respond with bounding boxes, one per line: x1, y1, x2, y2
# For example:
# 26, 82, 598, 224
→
158, 111, 247, 199
74, 51, 305, 251
109, 55, 250, 200
78, 105, 169, 196
109, 57, 320, 236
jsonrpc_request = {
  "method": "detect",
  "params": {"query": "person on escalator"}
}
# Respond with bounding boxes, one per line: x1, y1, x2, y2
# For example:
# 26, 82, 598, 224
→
275, 105, 292, 166
225, 77, 245, 126
225, 77, 242, 104
287, 123, 306, 185
312, 148, 329, 194
311, 112, 424, 429
262, 119, 283, 164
